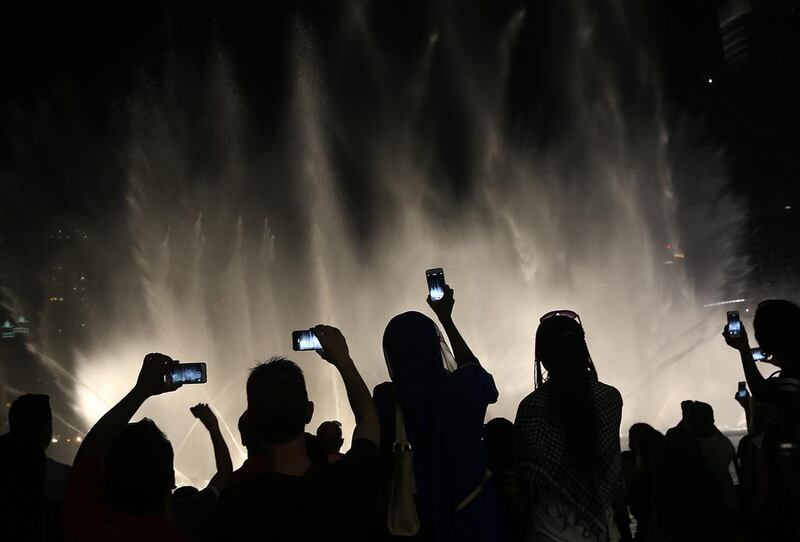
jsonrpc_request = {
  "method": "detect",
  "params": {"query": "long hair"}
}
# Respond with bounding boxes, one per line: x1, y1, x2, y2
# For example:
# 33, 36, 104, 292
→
535, 316, 599, 475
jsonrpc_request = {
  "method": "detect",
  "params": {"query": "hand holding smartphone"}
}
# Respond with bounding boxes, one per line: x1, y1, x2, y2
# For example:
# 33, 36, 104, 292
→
736, 381, 748, 400
727, 311, 742, 337
426, 268, 445, 302
722, 310, 751, 353
751, 347, 768, 362
292, 330, 323, 351
168, 362, 207, 384
291, 326, 351, 367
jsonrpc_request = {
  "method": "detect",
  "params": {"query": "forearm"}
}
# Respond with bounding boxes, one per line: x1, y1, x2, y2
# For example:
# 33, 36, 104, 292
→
439, 315, 476, 366
337, 358, 379, 444
740, 350, 766, 398
208, 428, 233, 477
76, 387, 147, 462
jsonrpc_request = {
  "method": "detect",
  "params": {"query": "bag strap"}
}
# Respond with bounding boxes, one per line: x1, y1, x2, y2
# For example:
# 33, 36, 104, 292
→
456, 470, 492, 512
393, 387, 412, 453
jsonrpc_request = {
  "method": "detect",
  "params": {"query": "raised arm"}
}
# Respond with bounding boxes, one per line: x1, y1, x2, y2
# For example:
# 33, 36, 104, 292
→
75, 353, 181, 463
313, 325, 380, 446
190, 403, 233, 490
735, 389, 754, 434
428, 284, 476, 367
723, 324, 767, 400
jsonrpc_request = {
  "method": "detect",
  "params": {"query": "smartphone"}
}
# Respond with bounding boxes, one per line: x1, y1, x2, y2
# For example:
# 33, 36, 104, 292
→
727, 311, 742, 337
736, 381, 747, 399
292, 330, 323, 351
426, 267, 445, 301
168, 362, 207, 384
752, 347, 768, 362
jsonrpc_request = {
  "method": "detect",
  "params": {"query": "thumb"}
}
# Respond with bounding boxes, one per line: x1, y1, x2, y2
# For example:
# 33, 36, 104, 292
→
166, 382, 182, 393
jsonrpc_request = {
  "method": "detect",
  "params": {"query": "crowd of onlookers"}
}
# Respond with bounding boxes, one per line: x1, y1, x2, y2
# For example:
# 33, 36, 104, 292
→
1, 283, 799, 542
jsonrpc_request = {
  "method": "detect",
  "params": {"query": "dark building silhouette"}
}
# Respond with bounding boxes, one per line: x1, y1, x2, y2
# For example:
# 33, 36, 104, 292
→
714, 0, 800, 296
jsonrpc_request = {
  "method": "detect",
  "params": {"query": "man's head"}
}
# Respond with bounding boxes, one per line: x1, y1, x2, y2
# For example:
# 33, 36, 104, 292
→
104, 418, 175, 516
680, 400, 695, 421
484, 417, 515, 472
628, 423, 650, 454
238, 409, 264, 456
692, 401, 715, 423
316, 421, 344, 454
9, 394, 52, 450
247, 357, 313, 444
754, 299, 800, 366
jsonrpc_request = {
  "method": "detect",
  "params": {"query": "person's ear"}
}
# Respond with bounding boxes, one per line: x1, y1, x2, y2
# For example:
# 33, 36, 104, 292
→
306, 401, 314, 424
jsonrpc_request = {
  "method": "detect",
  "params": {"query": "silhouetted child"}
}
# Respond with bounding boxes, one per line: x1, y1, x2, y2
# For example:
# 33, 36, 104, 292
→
485, 417, 523, 540
625, 423, 665, 542
173, 403, 233, 542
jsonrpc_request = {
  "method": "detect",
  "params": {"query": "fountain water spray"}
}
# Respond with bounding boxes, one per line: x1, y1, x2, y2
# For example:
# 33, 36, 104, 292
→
30, 3, 748, 483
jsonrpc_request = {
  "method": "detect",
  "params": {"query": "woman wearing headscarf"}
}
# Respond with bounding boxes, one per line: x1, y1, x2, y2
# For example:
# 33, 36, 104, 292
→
515, 311, 623, 542
372, 284, 504, 542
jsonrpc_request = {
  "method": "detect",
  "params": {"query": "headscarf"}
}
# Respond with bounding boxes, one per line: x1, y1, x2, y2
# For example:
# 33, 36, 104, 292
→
383, 311, 456, 380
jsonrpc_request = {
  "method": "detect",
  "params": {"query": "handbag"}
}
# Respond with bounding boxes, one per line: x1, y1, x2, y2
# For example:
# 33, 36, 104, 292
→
386, 391, 421, 536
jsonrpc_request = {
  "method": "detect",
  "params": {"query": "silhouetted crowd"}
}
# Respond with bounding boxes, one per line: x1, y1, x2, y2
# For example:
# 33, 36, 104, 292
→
2, 284, 800, 542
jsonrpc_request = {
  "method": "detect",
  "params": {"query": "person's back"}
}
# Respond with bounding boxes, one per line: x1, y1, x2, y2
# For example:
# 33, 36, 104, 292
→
0, 394, 54, 541
516, 379, 623, 538
691, 402, 737, 512
63, 354, 191, 542
217, 329, 379, 542
625, 423, 665, 542
64, 418, 189, 542
485, 418, 523, 541
515, 312, 623, 542
660, 401, 734, 542
217, 439, 377, 540
0, 431, 47, 541
375, 291, 503, 542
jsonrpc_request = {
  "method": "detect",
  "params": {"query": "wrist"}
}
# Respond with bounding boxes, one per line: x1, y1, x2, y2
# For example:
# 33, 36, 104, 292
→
334, 356, 355, 369
129, 386, 151, 402
437, 313, 454, 325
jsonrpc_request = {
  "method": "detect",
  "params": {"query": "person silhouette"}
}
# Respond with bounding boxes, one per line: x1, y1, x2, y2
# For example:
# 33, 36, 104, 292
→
317, 421, 345, 464
62, 353, 190, 542
373, 284, 503, 541
172, 403, 233, 542
515, 311, 623, 542
0, 394, 50, 540
216, 325, 380, 542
